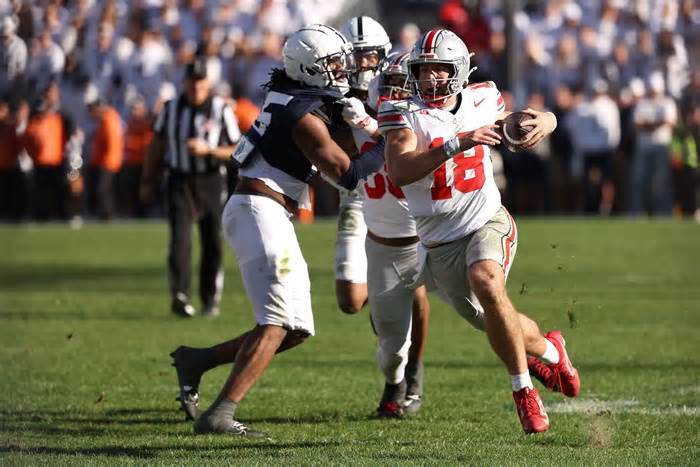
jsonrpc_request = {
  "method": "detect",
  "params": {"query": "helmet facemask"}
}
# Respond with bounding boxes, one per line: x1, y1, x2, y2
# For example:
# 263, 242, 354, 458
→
303, 43, 354, 95
378, 73, 412, 102
350, 47, 386, 91
409, 59, 473, 107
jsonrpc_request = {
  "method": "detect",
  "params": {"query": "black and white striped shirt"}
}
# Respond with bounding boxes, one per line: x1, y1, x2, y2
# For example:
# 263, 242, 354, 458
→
153, 94, 241, 174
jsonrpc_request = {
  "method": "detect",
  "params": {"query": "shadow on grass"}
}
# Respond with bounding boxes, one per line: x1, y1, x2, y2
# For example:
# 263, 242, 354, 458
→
1, 444, 159, 459
1, 440, 342, 459
0, 264, 162, 292
243, 412, 377, 425
0, 310, 173, 322
0, 407, 377, 434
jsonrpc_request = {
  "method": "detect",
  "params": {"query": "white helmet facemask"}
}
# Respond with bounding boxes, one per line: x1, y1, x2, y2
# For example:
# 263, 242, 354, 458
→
341, 16, 392, 91
283, 24, 355, 95
372, 51, 412, 106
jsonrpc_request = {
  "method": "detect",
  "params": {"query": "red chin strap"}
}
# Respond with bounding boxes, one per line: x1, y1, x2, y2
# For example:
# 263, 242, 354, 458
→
423, 94, 450, 108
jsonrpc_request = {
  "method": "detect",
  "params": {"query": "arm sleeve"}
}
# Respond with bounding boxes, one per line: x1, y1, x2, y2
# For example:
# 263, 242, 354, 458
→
338, 138, 386, 190
377, 100, 411, 134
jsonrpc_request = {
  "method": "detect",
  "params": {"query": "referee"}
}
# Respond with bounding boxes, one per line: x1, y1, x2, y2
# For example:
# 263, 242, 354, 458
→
140, 58, 241, 317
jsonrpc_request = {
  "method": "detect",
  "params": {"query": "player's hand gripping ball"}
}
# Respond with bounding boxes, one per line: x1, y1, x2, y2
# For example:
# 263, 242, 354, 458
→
497, 111, 535, 152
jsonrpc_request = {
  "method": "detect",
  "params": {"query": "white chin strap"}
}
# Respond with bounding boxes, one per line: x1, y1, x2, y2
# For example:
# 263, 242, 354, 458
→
353, 70, 375, 91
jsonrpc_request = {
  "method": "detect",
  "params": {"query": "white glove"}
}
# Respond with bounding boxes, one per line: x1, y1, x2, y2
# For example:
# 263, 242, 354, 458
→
339, 97, 378, 136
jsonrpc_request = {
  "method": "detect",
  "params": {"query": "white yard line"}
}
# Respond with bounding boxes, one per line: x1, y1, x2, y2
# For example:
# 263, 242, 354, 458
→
547, 399, 700, 416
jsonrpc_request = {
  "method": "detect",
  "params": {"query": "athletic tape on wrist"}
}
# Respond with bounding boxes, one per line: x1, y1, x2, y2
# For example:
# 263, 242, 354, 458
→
443, 136, 461, 158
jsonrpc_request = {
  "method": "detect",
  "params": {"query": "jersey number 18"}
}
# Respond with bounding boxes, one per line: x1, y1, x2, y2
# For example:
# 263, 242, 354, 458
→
429, 137, 485, 200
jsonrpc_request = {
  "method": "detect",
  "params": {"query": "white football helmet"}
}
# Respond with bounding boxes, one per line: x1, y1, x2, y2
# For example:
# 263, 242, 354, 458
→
283, 24, 354, 95
368, 51, 412, 110
340, 16, 392, 91
407, 29, 476, 104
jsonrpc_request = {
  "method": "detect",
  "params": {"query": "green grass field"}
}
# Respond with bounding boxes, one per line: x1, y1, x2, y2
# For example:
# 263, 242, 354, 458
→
0, 218, 698, 465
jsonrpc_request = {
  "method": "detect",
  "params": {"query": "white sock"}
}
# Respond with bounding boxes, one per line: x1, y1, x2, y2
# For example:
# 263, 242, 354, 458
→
511, 372, 533, 392
540, 338, 560, 365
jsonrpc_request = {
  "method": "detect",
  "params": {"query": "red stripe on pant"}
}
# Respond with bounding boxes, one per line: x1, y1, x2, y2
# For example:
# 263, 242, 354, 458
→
502, 209, 517, 274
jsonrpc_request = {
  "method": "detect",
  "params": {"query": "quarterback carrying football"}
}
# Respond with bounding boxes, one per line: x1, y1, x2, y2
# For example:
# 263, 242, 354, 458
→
379, 29, 579, 434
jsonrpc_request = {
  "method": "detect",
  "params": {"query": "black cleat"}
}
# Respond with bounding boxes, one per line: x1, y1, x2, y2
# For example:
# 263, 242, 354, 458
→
171, 296, 196, 318
404, 359, 424, 414
194, 416, 267, 437
170, 346, 204, 420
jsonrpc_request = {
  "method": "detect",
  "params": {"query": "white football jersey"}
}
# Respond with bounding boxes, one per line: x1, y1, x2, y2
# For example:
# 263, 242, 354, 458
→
378, 82, 506, 245
351, 121, 417, 238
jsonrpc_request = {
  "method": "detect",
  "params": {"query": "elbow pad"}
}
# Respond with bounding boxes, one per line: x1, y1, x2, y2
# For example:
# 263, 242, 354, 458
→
338, 139, 385, 190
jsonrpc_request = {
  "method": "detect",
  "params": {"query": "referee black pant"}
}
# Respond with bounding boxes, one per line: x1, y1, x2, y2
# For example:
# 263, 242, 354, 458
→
167, 171, 226, 309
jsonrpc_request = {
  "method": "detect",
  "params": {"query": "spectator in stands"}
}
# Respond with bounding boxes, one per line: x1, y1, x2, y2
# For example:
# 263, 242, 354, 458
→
584, 79, 620, 215
0, 97, 22, 220
393, 22, 421, 55
27, 29, 65, 99
86, 85, 124, 220
550, 33, 583, 95
0, 14, 27, 98
601, 39, 636, 97
126, 21, 173, 112
629, 72, 677, 216
120, 97, 152, 217
21, 82, 69, 221
476, 28, 507, 91
549, 84, 576, 213
670, 105, 698, 217
657, 27, 690, 100
239, 29, 282, 107
82, 21, 128, 113
530, 0, 564, 55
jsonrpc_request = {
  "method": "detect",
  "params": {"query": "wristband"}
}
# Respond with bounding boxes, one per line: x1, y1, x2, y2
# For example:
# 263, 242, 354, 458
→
355, 116, 378, 134
443, 135, 461, 158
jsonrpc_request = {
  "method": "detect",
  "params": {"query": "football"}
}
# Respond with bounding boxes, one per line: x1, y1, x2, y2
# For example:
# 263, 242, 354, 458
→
498, 111, 534, 152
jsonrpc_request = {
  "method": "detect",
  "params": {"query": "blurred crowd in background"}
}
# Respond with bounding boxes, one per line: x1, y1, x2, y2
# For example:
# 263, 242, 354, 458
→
0, 0, 698, 224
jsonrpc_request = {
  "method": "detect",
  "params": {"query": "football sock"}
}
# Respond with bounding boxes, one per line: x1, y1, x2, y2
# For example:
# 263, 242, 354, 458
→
201, 395, 238, 425
381, 379, 407, 403
540, 338, 560, 365
405, 359, 424, 397
511, 372, 534, 392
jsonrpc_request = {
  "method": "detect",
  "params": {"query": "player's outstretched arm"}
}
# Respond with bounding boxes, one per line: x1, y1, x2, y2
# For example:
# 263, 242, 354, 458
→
385, 125, 501, 186
293, 113, 384, 190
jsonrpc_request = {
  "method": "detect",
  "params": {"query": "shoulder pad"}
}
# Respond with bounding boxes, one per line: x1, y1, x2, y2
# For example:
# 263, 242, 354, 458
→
380, 99, 422, 114
467, 81, 496, 90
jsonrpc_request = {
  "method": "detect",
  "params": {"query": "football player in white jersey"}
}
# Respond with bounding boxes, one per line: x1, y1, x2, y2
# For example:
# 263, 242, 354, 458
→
340, 49, 432, 417
333, 15, 393, 315
168, 25, 386, 437
379, 29, 580, 434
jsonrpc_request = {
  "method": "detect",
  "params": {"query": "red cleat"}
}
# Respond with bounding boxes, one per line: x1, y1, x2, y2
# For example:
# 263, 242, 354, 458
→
513, 387, 549, 434
528, 331, 580, 398
376, 401, 405, 418
545, 331, 580, 397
